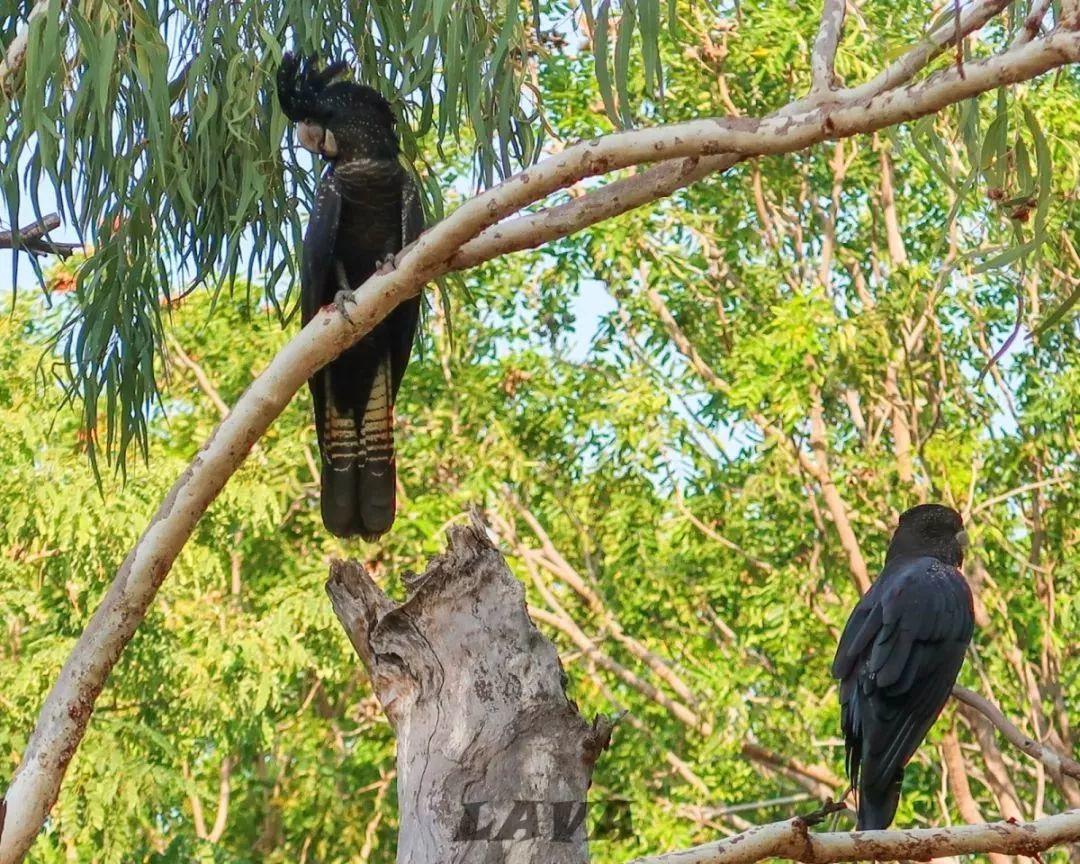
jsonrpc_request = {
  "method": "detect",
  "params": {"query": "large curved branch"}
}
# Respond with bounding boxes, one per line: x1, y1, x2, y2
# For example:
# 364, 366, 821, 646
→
451, 0, 1015, 268
3, 26, 1080, 863
631, 810, 1080, 864
468, 33, 1075, 235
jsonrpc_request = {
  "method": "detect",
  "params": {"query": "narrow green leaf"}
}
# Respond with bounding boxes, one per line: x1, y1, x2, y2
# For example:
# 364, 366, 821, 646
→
971, 241, 1034, 274
614, 0, 636, 129
958, 97, 981, 169
1034, 281, 1080, 335
1022, 104, 1052, 256
96, 28, 118, 117
638, 0, 661, 98
594, 0, 619, 126
1014, 137, 1033, 196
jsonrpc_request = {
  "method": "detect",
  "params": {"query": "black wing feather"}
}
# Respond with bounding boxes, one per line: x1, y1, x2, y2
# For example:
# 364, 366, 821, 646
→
387, 175, 424, 399
833, 556, 974, 829
301, 173, 343, 467
319, 165, 423, 539
348, 173, 423, 538
301, 171, 342, 324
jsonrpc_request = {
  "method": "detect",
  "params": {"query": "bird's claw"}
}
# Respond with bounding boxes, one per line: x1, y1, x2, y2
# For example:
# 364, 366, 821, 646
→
376, 253, 397, 276
797, 798, 850, 827
333, 290, 358, 323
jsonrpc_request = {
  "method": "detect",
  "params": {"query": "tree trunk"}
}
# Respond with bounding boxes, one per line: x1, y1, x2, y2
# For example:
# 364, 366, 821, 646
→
326, 515, 613, 864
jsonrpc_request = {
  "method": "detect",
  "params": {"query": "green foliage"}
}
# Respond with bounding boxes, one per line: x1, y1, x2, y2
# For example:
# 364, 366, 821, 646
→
3, 0, 594, 466
0, 292, 402, 862
2, 0, 1079, 861
2, 0, 1075, 469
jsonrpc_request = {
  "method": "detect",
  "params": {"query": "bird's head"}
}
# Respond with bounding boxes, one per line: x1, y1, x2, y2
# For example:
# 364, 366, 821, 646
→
887, 503, 967, 567
277, 53, 399, 163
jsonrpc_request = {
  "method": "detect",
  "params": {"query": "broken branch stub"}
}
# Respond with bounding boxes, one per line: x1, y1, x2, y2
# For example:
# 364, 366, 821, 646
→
326, 517, 613, 863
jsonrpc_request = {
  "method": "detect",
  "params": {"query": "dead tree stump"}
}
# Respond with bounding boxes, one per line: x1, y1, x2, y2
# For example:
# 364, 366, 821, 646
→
326, 515, 613, 864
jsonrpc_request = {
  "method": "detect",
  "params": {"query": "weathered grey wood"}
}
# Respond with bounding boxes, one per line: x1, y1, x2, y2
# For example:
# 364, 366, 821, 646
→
326, 514, 612, 864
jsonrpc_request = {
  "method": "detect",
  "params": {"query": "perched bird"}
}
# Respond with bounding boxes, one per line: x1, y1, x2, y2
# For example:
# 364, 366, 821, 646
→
831, 504, 974, 830
277, 53, 423, 539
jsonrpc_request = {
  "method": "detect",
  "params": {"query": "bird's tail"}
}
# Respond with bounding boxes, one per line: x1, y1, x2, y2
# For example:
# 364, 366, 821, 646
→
857, 774, 903, 830
319, 358, 397, 540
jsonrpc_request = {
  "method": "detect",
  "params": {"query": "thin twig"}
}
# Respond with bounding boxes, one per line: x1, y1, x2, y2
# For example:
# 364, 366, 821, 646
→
970, 476, 1069, 516
671, 493, 775, 574
976, 288, 1025, 385
693, 793, 818, 819
811, 0, 847, 93
953, 685, 1080, 782
165, 332, 231, 420
0, 214, 82, 259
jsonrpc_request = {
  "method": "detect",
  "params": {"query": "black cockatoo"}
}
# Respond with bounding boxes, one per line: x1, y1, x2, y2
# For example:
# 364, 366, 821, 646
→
831, 504, 974, 830
277, 54, 423, 539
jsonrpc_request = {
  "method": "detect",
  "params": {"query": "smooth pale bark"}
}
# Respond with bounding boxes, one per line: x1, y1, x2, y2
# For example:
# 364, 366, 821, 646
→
326, 516, 613, 864
3, 15, 1080, 861
633, 810, 1080, 864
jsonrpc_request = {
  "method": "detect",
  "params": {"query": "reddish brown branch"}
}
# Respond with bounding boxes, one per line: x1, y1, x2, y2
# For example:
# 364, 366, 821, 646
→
0, 215, 81, 259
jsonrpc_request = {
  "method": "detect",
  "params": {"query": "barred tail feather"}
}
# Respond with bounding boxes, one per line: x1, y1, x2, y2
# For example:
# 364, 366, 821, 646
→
317, 358, 398, 540
320, 387, 363, 537
356, 357, 396, 540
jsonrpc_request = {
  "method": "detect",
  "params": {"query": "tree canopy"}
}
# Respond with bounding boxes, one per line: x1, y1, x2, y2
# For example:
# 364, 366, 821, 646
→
0, 0, 1078, 861
2, 0, 1078, 463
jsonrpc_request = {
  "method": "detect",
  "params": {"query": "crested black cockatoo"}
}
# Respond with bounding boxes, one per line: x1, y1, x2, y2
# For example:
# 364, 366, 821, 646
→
831, 504, 974, 829
277, 54, 422, 539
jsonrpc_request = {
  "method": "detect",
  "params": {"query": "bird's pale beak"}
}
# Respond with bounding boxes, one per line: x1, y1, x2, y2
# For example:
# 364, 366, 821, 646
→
297, 120, 324, 154
298, 121, 338, 158
321, 129, 338, 158
956, 530, 969, 550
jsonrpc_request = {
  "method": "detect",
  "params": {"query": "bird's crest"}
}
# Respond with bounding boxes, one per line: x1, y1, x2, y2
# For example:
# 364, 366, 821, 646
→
276, 52, 395, 128
277, 53, 349, 123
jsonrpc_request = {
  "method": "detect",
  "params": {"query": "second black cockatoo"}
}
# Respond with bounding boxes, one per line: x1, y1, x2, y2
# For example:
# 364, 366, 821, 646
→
831, 504, 974, 830
277, 54, 422, 540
